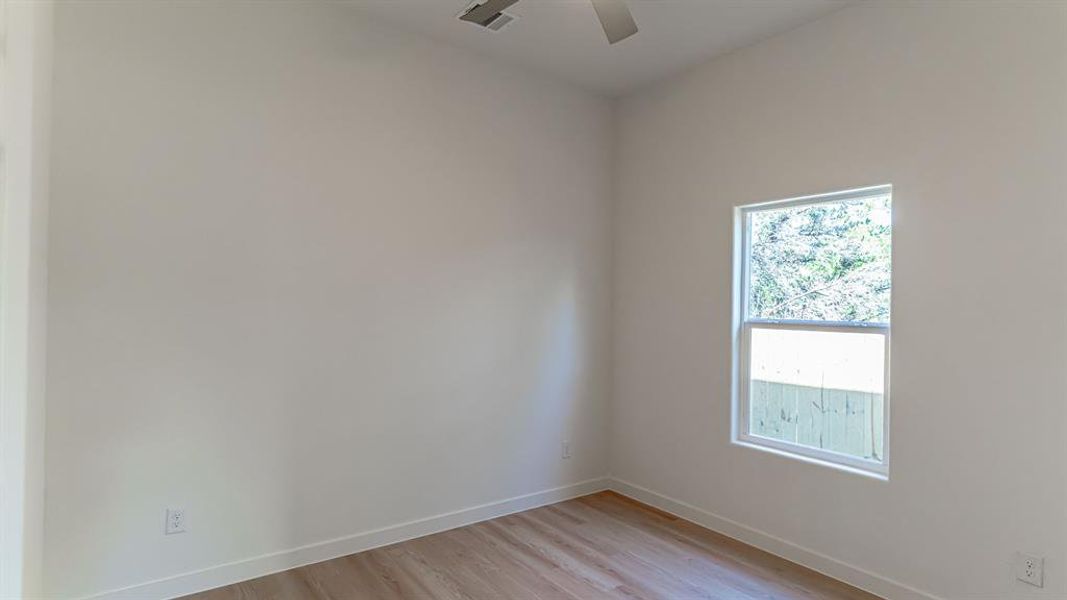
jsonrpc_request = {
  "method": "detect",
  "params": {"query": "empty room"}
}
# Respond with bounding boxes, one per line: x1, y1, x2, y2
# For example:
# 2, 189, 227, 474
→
1, 0, 1065, 599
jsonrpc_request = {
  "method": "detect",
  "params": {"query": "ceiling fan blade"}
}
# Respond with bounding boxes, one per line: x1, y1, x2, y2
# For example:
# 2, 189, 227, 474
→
459, 0, 520, 25
589, 0, 638, 44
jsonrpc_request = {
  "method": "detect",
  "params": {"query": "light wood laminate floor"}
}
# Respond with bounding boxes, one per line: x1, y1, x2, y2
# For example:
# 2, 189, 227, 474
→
183, 491, 882, 600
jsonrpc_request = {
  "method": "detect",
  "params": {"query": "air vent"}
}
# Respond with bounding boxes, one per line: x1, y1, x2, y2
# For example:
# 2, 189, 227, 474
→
458, 1, 519, 32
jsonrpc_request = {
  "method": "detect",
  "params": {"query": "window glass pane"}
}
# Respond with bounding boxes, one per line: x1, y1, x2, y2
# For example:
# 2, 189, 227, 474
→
748, 327, 884, 462
748, 195, 891, 322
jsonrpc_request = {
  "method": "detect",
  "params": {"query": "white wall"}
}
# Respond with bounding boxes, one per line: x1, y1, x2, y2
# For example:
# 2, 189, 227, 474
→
611, 2, 1067, 599
45, 2, 612, 597
45, 1, 1067, 599
0, 1, 52, 597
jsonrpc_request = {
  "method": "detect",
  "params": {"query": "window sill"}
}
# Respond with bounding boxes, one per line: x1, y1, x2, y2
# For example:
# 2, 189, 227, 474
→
731, 438, 889, 481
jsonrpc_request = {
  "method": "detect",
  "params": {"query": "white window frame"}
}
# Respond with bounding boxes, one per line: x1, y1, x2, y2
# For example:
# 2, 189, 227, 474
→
732, 185, 891, 478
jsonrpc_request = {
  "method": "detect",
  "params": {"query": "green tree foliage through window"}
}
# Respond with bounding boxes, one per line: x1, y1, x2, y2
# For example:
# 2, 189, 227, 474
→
748, 195, 891, 323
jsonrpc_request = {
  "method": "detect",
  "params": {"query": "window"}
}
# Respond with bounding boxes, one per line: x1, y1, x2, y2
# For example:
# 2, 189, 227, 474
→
734, 186, 891, 476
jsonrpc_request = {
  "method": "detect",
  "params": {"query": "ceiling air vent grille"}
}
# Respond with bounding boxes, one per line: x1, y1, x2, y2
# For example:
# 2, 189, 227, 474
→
458, 1, 519, 32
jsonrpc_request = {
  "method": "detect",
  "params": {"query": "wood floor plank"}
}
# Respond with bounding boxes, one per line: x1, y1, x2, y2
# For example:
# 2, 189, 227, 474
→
181, 492, 883, 600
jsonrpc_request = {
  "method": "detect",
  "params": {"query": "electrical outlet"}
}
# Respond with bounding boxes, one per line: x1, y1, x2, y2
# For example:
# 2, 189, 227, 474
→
1014, 553, 1044, 587
165, 508, 186, 535
561, 440, 571, 459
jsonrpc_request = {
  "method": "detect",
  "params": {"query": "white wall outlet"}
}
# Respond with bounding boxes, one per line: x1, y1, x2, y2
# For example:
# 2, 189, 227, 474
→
1014, 552, 1044, 587
561, 440, 571, 459
165, 508, 186, 535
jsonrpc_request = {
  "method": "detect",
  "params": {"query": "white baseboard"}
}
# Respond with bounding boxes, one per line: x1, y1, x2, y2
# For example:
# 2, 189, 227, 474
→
80, 477, 610, 600
608, 477, 942, 600
79, 475, 938, 600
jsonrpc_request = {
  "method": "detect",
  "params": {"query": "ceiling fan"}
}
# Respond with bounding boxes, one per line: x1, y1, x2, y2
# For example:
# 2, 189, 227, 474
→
460, 0, 638, 44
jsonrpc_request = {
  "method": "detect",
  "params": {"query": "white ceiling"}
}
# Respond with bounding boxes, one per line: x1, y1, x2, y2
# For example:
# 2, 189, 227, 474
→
350, 0, 852, 96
